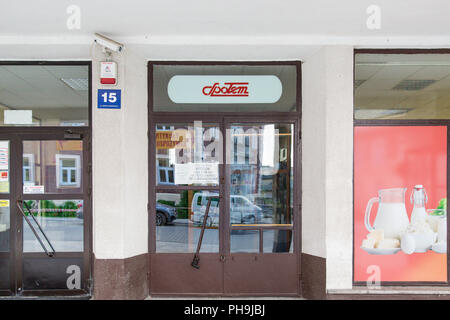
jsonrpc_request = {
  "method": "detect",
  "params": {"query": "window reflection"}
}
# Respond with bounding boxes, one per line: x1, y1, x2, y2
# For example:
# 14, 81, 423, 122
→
155, 124, 220, 186
23, 200, 83, 252
229, 124, 294, 226
156, 190, 219, 253
23, 141, 83, 194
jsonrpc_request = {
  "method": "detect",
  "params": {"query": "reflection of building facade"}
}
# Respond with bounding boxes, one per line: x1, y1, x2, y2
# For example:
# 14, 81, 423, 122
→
23, 141, 83, 194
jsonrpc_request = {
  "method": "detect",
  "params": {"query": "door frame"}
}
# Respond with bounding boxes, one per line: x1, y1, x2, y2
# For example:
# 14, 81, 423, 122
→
0, 60, 92, 297
0, 128, 92, 297
147, 61, 302, 296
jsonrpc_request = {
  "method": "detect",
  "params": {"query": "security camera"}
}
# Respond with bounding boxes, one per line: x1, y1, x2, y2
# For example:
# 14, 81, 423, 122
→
94, 33, 124, 52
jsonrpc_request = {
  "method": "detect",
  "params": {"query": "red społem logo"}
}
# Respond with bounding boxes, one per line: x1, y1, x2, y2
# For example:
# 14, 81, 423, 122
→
202, 82, 249, 97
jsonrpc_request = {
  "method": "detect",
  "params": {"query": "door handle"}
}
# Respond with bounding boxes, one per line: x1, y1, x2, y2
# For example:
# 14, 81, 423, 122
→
16, 200, 56, 257
191, 196, 220, 269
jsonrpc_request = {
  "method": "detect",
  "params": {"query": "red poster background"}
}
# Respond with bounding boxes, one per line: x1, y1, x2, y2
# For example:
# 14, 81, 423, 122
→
354, 126, 447, 282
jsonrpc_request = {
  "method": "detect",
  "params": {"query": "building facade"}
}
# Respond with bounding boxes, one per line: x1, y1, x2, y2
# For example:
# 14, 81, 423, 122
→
0, 0, 450, 299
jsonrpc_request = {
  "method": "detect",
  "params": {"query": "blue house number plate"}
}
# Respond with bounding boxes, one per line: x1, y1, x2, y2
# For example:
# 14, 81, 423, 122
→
98, 89, 121, 109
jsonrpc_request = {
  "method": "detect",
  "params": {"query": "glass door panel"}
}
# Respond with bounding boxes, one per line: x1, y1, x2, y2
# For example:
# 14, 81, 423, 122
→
228, 123, 294, 253
22, 199, 83, 253
20, 139, 86, 293
22, 140, 83, 194
156, 190, 219, 253
155, 123, 221, 187
0, 140, 9, 291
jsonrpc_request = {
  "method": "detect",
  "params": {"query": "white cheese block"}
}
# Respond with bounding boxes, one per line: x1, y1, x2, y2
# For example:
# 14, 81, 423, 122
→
362, 238, 376, 249
376, 238, 400, 249
367, 229, 384, 243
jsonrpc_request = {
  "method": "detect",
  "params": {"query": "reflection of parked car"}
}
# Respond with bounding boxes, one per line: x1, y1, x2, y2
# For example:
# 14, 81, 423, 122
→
191, 192, 263, 227
156, 203, 177, 226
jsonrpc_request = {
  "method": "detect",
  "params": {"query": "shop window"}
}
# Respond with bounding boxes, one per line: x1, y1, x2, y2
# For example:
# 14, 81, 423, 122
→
152, 64, 298, 113
355, 53, 450, 119
23, 154, 34, 185
0, 65, 89, 126
56, 154, 81, 188
354, 51, 448, 284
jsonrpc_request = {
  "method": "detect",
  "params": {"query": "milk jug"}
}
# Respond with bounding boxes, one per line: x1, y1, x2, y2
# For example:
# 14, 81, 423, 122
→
410, 185, 428, 224
364, 188, 410, 239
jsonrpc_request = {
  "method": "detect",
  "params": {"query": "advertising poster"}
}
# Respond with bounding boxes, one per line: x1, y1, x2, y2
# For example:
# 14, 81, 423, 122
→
354, 126, 447, 282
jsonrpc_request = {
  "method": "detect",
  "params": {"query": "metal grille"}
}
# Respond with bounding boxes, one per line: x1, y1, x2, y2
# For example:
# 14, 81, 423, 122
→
393, 79, 436, 91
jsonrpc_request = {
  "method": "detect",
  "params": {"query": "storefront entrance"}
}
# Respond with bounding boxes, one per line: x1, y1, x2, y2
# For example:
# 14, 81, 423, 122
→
0, 62, 92, 297
0, 130, 91, 297
148, 62, 301, 296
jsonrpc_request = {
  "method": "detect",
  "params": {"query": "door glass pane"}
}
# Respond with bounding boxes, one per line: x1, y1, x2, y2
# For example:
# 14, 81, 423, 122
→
0, 204, 10, 289
22, 200, 83, 252
155, 123, 220, 186
23, 141, 83, 194
230, 230, 259, 253
0, 65, 89, 126
262, 230, 293, 253
229, 123, 294, 226
156, 190, 219, 253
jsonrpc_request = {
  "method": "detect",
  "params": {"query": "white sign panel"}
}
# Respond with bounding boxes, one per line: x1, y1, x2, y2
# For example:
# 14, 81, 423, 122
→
23, 185, 45, 194
168, 75, 282, 104
4, 110, 32, 125
174, 163, 219, 185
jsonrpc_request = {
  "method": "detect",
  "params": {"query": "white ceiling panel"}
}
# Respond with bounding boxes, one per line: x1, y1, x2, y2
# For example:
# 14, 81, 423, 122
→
0, 65, 88, 109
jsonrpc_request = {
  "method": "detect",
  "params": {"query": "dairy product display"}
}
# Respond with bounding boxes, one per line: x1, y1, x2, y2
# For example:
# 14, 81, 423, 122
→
363, 185, 446, 255
410, 185, 428, 224
432, 241, 447, 254
373, 202, 410, 239
411, 206, 428, 224
437, 217, 447, 243
404, 220, 433, 234
366, 229, 384, 243
361, 238, 376, 249
377, 238, 400, 249
361, 229, 400, 251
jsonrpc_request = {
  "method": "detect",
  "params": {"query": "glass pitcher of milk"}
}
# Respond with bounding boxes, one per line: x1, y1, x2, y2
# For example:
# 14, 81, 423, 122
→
365, 188, 410, 239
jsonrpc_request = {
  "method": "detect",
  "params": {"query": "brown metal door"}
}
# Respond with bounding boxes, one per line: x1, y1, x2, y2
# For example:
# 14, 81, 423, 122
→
149, 120, 224, 295
223, 118, 300, 295
0, 130, 91, 297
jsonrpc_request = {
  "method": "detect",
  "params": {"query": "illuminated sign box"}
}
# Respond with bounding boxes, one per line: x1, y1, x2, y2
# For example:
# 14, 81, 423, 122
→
168, 75, 282, 104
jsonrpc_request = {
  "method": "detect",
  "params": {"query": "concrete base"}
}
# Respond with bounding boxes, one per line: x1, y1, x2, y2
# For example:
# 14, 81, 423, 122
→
301, 253, 326, 300
93, 253, 149, 300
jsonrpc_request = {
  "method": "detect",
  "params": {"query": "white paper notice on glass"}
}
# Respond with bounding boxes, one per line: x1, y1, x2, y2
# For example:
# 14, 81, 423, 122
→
174, 163, 219, 185
0, 141, 8, 170
4, 110, 32, 125
23, 185, 45, 194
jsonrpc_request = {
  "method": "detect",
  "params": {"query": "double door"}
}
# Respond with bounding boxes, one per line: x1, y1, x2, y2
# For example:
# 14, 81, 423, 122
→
0, 130, 91, 297
149, 116, 301, 296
